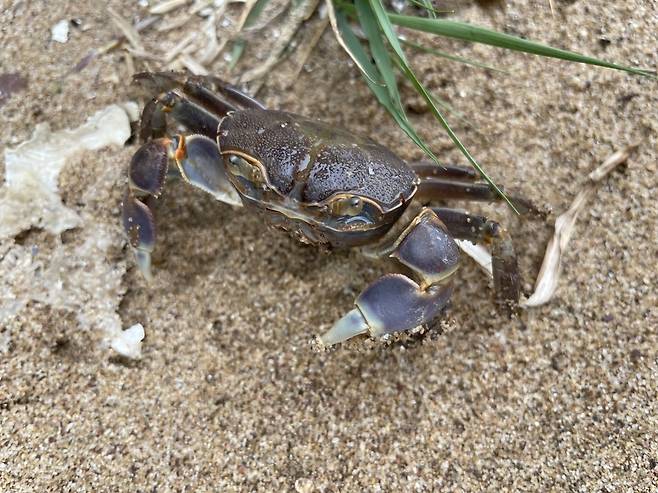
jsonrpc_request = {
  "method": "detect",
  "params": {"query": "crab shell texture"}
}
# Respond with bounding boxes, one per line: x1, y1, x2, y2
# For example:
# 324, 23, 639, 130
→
218, 109, 419, 248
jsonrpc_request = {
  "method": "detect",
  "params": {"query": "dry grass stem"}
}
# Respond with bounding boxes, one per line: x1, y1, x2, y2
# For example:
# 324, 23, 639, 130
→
287, 15, 329, 85
107, 7, 145, 51
150, 0, 191, 15
522, 146, 636, 308
240, 0, 321, 82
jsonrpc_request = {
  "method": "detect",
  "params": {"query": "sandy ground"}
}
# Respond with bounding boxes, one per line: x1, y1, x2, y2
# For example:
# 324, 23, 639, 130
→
1, 0, 657, 491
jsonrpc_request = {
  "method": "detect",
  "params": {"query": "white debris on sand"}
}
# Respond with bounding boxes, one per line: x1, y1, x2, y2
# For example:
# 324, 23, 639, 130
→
522, 146, 634, 307
111, 323, 145, 359
455, 240, 493, 278
456, 147, 633, 309
51, 19, 70, 43
0, 104, 137, 348
1, 104, 135, 238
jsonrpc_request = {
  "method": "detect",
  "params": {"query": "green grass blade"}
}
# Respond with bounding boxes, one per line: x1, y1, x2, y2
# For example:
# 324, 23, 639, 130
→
401, 38, 508, 73
356, 0, 446, 161
329, 5, 383, 84
358, 8, 484, 128
335, 5, 439, 160
397, 59, 520, 213
406, 0, 454, 16
366, 0, 409, 63
430, 93, 481, 132
408, 0, 438, 18
356, 0, 402, 106
244, 0, 271, 28
389, 13, 655, 77
364, 0, 518, 211
228, 39, 246, 70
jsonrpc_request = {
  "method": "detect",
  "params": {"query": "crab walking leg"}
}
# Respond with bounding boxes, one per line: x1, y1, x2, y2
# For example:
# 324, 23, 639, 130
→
160, 92, 223, 139
320, 209, 459, 345
122, 134, 241, 279
194, 75, 266, 110
416, 176, 539, 215
139, 97, 168, 142
133, 72, 266, 113
133, 72, 265, 139
431, 207, 520, 312
409, 161, 477, 181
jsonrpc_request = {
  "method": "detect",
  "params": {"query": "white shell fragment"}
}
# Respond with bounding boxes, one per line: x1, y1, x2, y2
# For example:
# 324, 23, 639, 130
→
0, 104, 135, 239
111, 324, 145, 359
51, 19, 70, 43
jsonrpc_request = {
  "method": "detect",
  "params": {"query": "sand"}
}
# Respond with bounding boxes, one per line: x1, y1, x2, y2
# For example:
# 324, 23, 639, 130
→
1, 0, 656, 491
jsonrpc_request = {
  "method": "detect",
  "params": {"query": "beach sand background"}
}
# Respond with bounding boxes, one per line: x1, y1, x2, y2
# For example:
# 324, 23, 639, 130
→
1, 0, 656, 490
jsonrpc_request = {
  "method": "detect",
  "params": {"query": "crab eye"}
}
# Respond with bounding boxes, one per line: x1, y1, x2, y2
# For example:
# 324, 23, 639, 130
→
331, 196, 364, 216
328, 195, 381, 226
226, 153, 264, 182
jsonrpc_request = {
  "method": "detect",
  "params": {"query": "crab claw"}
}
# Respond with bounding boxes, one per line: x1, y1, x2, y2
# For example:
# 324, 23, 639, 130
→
122, 191, 156, 281
320, 274, 453, 345
122, 138, 174, 281
175, 135, 242, 206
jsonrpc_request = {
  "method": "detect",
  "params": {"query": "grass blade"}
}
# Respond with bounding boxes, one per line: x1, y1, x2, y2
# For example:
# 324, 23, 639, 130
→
326, 0, 383, 84
244, 0, 271, 28
397, 59, 520, 213
364, 0, 519, 212
401, 38, 508, 73
228, 39, 246, 70
333, 1, 442, 162
356, 1, 401, 105
389, 13, 655, 77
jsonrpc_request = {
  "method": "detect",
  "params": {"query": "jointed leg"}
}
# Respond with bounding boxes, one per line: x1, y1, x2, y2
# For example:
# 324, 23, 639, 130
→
416, 176, 540, 216
412, 170, 542, 313
432, 207, 520, 312
124, 72, 262, 280
410, 161, 477, 182
133, 71, 266, 142
123, 133, 244, 279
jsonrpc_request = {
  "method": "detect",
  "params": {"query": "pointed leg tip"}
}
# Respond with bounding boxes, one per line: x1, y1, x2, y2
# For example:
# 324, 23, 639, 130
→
319, 308, 369, 346
135, 249, 153, 282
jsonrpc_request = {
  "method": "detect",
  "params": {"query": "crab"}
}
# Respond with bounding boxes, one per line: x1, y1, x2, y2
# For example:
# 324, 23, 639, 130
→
122, 72, 536, 345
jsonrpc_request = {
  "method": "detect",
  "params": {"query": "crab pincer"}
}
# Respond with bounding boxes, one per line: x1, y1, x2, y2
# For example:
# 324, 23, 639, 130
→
122, 192, 156, 281
320, 209, 459, 345
123, 130, 244, 280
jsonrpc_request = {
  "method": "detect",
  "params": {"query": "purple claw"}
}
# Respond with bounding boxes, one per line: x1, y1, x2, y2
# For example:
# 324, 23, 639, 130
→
320, 274, 453, 345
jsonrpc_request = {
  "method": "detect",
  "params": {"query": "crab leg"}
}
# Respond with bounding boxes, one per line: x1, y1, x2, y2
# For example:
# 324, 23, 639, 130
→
409, 161, 477, 181
160, 92, 224, 139
134, 72, 266, 111
416, 176, 539, 215
432, 207, 520, 312
139, 97, 168, 142
320, 209, 459, 345
134, 72, 267, 143
122, 134, 241, 280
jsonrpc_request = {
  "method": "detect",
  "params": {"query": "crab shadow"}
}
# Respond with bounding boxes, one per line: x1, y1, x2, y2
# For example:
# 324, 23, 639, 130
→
153, 181, 347, 291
